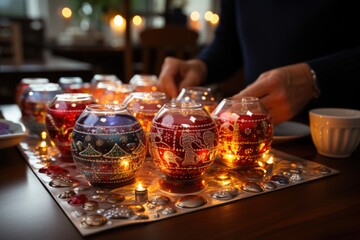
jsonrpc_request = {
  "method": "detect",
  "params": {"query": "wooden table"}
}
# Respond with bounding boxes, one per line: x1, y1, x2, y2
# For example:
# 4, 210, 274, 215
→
0, 52, 94, 104
0, 105, 359, 240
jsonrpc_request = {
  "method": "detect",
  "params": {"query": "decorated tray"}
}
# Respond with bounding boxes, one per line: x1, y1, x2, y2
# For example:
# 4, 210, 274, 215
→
18, 136, 338, 236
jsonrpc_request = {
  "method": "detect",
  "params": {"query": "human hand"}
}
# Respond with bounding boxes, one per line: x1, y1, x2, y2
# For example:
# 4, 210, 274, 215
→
157, 57, 207, 98
232, 63, 316, 125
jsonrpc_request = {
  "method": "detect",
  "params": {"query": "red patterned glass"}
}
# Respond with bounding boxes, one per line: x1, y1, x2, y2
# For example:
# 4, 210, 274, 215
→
212, 97, 273, 169
46, 93, 94, 162
149, 102, 218, 182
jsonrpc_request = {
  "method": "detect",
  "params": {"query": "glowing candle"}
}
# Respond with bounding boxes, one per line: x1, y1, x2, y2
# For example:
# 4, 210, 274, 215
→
264, 155, 274, 177
135, 182, 148, 204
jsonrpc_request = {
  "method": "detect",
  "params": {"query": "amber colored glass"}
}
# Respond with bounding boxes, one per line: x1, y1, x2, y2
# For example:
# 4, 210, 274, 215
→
129, 74, 158, 92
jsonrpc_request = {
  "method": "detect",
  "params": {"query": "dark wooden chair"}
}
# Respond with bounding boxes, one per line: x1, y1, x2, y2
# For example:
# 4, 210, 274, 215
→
0, 21, 23, 65
139, 25, 199, 76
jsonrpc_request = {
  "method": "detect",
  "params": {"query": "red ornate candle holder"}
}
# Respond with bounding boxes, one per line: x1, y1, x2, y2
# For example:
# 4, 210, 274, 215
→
46, 93, 94, 162
149, 102, 218, 193
212, 97, 273, 169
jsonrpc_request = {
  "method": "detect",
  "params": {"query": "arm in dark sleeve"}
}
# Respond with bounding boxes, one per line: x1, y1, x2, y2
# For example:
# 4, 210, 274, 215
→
307, 47, 360, 110
197, 0, 243, 85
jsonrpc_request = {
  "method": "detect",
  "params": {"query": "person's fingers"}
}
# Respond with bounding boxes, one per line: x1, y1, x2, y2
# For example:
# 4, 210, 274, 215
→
233, 79, 269, 100
158, 57, 182, 98
178, 70, 201, 90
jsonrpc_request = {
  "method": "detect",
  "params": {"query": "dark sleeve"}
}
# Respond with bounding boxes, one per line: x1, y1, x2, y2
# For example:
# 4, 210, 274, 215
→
307, 47, 360, 110
196, 0, 243, 85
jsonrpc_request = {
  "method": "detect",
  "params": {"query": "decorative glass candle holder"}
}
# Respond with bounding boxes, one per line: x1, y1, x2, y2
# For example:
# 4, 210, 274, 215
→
16, 78, 49, 106
149, 102, 218, 193
212, 97, 273, 169
58, 77, 83, 93
21, 83, 62, 135
175, 86, 218, 114
90, 74, 122, 103
46, 93, 94, 162
101, 84, 136, 104
129, 74, 158, 92
71, 104, 147, 187
65, 82, 91, 94
124, 92, 170, 134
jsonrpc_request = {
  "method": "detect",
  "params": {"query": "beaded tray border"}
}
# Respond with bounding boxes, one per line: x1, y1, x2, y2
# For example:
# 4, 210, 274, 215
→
18, 137, 338, 236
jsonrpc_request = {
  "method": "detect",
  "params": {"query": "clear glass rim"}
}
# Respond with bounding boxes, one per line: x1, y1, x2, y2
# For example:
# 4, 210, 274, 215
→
86, 104, 127, 113
59, 77, 83, 84
225, 96, 259, 103
180, 86, 212, 93
129, 74, 158, 86
128, 91, 167, 100
164, 102, 202, 109
21, 78, 49, 84
106, 83, 136, 92
28, 83, 61, 92
92, 74, 120, 81
55, 93, 93, 101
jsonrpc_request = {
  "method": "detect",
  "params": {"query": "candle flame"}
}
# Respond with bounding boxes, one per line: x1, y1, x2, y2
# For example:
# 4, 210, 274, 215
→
120, 159, 130, 170
136, 182, 145, 191
266, 156, 274, 164
40, 131, 47, 140
40, 140, 47, 148
258, 161, 264, 167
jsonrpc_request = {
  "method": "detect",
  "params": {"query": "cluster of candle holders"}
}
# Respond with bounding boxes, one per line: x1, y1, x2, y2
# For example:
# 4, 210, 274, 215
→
14, 81, 340, 236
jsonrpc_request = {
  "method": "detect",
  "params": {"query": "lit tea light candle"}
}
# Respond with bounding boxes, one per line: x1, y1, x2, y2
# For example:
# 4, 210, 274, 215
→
135, 182, 148, 204
264, 155, 274, 177
36, 131, 48, 155
120, 159, 130, 170
38, 140, 48, 155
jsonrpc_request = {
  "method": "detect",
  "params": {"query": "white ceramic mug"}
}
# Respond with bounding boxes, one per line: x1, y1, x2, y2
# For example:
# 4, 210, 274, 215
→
309, 108, 360, 158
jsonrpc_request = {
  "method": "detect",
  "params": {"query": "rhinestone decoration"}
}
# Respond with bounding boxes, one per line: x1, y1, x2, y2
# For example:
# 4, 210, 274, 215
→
83, 200, 99, 211
58, 190, 76, 199
17, 139, 338, 236
261, 181, 277, 190
270, 175, 289, 185
175, 195, 207, 208
241, 181, 264, 193
80, 214, 107, 228
103, 207, 135, 220
210, 186, 239, 200
148, 195, 171, 205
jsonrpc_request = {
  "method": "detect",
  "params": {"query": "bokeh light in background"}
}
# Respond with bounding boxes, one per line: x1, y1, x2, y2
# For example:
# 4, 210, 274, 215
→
61, 7, 72, 19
